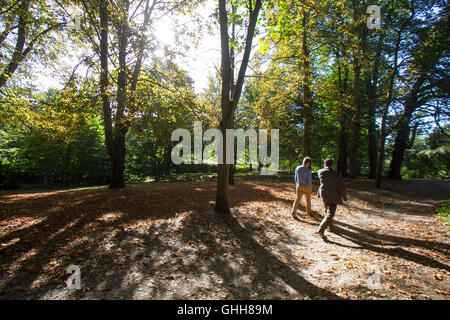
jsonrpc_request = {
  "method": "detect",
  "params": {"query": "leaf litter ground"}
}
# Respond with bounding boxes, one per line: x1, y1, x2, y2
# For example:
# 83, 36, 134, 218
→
0, 178, 448, 299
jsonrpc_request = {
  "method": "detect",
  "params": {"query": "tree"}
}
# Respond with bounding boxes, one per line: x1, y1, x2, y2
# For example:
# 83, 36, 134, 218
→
348, 0, 367, 179
215, 0, 262, 214
388, 2, 449, 179
79, 0, 196, 188
0, 0, 69, 88
126, 61, 200, 182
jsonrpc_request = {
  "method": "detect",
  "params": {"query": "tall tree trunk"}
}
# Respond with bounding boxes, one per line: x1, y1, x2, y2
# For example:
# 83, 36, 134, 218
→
350, 50, 361, 179
302, 11, 312, 157
216, 114, 233, 214
64, 143, 72, 187
349, 50, 362, 179
367, 106, 377, 178
375, 106, 389, 187
388, 73, 426, 179
0, 0, 28, 89
215, 0, 233, 214
99, 0, 115, 187
215, 0, 261, 214
367, 33, 383, 179
228, 114, 236, 185
110, 135, 126, 187
0, 0, 61, 89
349, 4, 367, 179
228, 5, 236, 186
98, 0, 151, 189
376, 30, 401, 187
108, 0, 130, 189
336, 49, 349, 177
228, 161, 235, 185
337, 117, 349, 177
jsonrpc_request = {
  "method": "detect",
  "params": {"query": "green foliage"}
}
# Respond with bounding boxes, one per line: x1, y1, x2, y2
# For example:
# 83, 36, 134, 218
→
125, 59, 203, 182
0, 83, 109, 188
0, 0, 448, 189
436, 200, 450, 227
402, 128, 450, 180
436, 200, 450, 217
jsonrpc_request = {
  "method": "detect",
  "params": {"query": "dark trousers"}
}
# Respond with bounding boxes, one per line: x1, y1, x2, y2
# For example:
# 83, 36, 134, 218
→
318, 201, 337, 233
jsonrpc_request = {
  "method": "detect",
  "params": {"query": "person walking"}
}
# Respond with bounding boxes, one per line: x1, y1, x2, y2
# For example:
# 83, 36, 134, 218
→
291, 157, 313, 218
315, 158, 347, 238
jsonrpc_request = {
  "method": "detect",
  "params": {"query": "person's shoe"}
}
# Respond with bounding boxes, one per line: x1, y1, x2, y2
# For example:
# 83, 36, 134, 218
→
314, 230, 325, 237
291, 211, 297, 219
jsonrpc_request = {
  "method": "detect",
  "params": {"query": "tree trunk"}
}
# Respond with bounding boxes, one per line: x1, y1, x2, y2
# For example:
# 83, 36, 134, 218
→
228, 142, 236, 185
110, 135, 126, 188
388, 124, 409, 180
108, 0, 129, 189
349, 54, 362, 179
337, 118, 349, 177
215, 114, 233, 214
228, 4, 236, 186
0, 1, 28, 89
367, 34, 383, 179
348, 6, 367, 179
350, 53, 361, 179
97, 0, 151, 189
367, 106, 377, 178
376, 26, 403, 187
64, 143, 72, 187
388, 73, 426, 179
99, 0, 115, 188
215, 0, 261, 214
0, 0, 61, 89
302, 11, 312, 157
228, 138, 236, 185
336, 50, 349, 177
375, 109, 388, 188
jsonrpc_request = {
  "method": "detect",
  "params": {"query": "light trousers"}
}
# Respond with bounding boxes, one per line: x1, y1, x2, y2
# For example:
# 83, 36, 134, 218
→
292, 185, 312, 214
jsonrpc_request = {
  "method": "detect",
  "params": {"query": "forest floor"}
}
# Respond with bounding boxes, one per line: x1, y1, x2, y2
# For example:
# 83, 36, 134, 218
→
0, 178, 449, 300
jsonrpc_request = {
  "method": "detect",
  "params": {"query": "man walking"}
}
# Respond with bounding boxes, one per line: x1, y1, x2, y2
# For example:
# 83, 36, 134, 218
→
315, 158, 347, 238
291, 157, 312, 217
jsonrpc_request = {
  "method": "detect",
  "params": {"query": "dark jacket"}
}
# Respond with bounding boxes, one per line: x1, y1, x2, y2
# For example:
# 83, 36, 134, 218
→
317, 167, 347, 205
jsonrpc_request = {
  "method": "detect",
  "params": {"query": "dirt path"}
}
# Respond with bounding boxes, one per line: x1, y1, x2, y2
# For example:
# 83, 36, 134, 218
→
0, 179, 448, 300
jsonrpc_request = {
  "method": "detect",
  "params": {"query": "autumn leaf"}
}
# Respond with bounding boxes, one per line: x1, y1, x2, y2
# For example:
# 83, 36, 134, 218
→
433, 274, 442, 281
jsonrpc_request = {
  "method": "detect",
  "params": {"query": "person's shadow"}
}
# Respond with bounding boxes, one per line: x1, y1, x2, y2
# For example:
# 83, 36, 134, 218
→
306, 211, 450, 272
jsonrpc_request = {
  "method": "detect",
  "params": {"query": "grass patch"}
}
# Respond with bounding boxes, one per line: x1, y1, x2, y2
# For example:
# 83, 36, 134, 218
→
436, 200, 450, 227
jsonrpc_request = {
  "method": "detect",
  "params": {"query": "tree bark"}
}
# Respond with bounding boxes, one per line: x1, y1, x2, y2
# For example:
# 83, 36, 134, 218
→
388, 73, 426, 179
348, 5, 367, 179
376, 30, 401, 187
336, 50, 349, 177
302, 11, 312, 157
215, 114, 233, 214
0, 0, 29, 89
0, 0, 62, 88
228, 114, 236, 185
110, 135, 126, 188
98, 0, 152, 189
337, 117, 349, 177
215, 0, 261, 214
367, 33, 383, 178
367, 105, 377, 178
99, 0, 115, 187
228, 5, 236, 186
64, 143, 72, 187
108, 0, 130, 189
